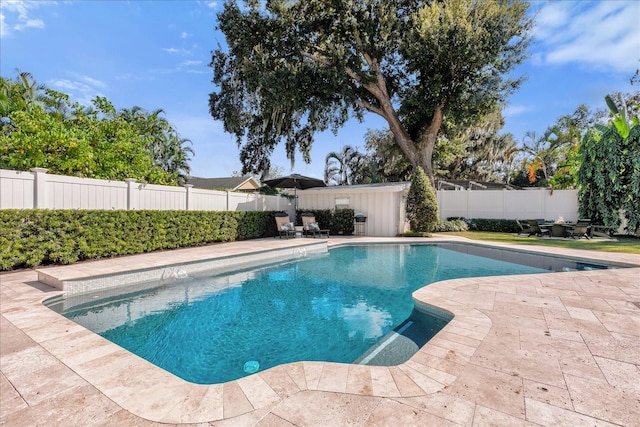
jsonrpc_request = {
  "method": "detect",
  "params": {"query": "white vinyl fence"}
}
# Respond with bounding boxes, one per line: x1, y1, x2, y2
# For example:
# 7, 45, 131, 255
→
297, 184, 580, 237
1, 168, 584, 236
437, 188, 580, 222
0, 168, 287, 212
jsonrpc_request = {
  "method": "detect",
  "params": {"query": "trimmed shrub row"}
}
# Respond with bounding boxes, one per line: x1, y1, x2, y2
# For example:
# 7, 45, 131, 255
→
432, 219, 470, 232
446, 217, 520, 233
0, 209, 525, 271
295, 209, 355, 235
0, 208, 360, 271
0, 209, 277, 271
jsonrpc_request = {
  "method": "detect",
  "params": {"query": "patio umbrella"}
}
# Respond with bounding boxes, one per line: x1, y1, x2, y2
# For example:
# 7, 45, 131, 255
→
262, 173, 326, 210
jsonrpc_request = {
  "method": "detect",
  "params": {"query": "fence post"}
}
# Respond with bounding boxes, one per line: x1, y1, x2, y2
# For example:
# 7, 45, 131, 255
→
125, 178, 137, 210
503, 188, 507, 219
184, 184, 193, 211
30, 168, 49, 209
226, 191, 231, 211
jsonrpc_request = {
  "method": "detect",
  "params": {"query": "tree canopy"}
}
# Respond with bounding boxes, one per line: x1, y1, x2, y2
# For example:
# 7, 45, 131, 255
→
1, 71, 193, 184
209, 0, 532, 183
324, 145, 370, 185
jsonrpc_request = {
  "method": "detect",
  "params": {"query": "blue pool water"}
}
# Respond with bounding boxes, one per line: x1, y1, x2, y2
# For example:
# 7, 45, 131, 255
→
47, 244, 609, 384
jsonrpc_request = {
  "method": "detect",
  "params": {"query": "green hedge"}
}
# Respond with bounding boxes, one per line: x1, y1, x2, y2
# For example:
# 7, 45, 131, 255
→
0, 209, 277, 271
465, 218, 521, 233
295, 209, 355, 235
432, 219, 469, 232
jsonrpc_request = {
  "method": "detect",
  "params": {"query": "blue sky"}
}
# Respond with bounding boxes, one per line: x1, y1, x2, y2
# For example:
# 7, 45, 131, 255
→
1, 0, 638, 180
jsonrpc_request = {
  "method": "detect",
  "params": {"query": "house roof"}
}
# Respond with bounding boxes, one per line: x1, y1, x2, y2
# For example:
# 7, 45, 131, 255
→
186, 176, 260, 191
436, 179, 521, 190
297, 182, 410, 194
298, 180, 520, 193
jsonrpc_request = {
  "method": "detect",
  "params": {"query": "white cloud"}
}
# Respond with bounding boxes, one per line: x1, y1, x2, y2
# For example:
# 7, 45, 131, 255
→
163, 47, 193, 56
503, 104, 530, 118
0, 13, 7, 37
78, 74, 107, 89
181, 60, 203, 67
180, 31, 189, 39
49, 74, 107, 106
533, 1, 640, 74
14, 17, 43, 31
194, 1, 218, 12
0, 0, 52, 37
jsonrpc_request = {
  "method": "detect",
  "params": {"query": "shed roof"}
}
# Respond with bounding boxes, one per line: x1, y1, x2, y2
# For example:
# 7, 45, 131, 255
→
297, 182, 410, 194
297, 180, 520, 193
186, 176, 260, 191
436, 180, 521, 190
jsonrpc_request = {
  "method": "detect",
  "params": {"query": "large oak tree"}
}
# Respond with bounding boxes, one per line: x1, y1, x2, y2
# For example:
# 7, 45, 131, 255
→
210, 0, 532, 184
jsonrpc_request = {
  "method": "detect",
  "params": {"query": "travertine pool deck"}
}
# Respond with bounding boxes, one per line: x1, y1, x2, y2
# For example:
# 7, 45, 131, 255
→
1, 236, 639, 426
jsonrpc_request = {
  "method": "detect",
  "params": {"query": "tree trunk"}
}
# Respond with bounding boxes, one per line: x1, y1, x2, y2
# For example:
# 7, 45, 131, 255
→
417, 135, 436, 186
416, 104, 445, 187
384, 123, 438, 187
362, 69, 443, 188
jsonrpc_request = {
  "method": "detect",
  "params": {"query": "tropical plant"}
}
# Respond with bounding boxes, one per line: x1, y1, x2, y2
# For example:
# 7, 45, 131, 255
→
520, 108, 591, 189
1, 71, 47, 135
118, 106, 193, 181
0, 71, 193, 185
364, 129, 412, 182
578, 95, 640, 233
406, 166, 438, 232
324, 145, 369, 185
209, 0, 532, 185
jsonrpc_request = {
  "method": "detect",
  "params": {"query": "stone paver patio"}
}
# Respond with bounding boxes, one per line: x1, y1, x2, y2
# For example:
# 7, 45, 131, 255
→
1, 236, 639, 426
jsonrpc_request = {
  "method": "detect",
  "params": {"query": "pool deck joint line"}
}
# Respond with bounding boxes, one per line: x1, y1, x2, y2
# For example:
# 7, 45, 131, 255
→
1, 236, 639, 426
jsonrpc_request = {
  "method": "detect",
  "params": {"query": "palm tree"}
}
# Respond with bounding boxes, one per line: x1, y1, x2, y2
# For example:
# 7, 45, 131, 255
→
15, 71, 46, 110
117, 106, 193, 181
156, 131, 194, 184
324, 145, 368, 185
0, 71, 47, 135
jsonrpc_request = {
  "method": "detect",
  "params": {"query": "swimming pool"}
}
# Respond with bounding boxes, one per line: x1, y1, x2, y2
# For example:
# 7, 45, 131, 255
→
46, 243, 613, 384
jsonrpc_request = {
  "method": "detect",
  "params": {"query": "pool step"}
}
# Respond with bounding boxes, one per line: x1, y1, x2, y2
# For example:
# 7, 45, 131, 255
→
355, 308, 450, 366
355, 321, 419, 366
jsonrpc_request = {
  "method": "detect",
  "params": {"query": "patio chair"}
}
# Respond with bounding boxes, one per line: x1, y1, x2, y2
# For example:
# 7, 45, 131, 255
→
515, 219, 534, 236
301, 213, 330, 238
590, 224, 616, 239
568, 219, 591, 240
526, 219, 551, 237
274, 213, 296, 239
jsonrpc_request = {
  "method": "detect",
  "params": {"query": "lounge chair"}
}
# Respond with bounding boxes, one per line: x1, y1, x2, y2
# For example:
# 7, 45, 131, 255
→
301, 213, 330, 238
526, 219, 551, 237
590, 224, 616, 239
568, 219, 591, 239
515, 219, 534, 236
274, 213, 296, 239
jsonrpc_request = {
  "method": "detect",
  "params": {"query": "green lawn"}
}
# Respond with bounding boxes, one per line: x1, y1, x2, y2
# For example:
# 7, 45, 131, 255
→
444, 231, 640, 255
